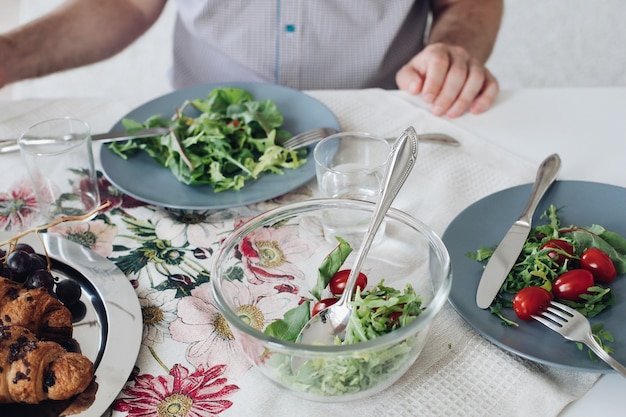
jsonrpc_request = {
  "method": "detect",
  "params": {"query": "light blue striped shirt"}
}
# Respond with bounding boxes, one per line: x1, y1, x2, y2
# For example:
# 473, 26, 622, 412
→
170, 1, 429, 90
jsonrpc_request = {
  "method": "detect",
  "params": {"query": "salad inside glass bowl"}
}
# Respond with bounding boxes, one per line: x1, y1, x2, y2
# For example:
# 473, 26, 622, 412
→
211, 199, 452, 402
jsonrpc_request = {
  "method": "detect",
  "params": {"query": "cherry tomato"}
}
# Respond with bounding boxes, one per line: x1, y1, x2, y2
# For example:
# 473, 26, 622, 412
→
311, 298, 338, 316
552, 269, 594, 301
329, 269, 368, 296
541, 239, 575, 266
580, 248, 617, 283
512, 286, 553, 321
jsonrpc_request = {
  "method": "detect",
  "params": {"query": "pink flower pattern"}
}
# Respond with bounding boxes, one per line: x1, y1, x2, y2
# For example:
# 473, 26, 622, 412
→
238, 224, 318, 284
170, 280, 300, 377
48, 219, 118, 257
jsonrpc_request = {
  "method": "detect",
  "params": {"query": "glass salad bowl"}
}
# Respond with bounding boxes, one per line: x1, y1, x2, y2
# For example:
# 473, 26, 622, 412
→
211, 198, 452, 402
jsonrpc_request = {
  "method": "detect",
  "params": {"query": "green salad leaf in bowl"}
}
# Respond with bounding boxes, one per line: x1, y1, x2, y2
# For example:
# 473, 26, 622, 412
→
211, 199, 452, 402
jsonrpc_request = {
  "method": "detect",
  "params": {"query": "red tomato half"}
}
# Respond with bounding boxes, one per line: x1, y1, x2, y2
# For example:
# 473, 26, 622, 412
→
553, 269, 594, 301
329, 269, 368, 296
580, 248, 617, 283
512, 286, 553, 321
541, 239, 575, 266
311, 298, 338, 316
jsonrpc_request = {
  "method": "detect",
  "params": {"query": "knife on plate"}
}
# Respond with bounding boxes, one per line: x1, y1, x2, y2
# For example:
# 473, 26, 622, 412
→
0, 127, 171, 154
475, 153, 562, 309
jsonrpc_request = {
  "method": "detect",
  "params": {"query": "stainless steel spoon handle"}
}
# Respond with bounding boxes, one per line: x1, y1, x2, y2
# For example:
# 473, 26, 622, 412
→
415, 133, 459, 147
339, 126, 420, 303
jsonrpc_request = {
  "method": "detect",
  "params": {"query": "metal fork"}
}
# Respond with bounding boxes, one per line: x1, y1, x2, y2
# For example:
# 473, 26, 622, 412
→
281, 127, 339, 150
280, 127, 461, 150
532, 301, 626, 377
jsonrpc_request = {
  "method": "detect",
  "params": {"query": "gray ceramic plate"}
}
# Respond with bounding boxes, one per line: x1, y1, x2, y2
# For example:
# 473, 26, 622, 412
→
443, 181, 626, 372
100, 82, 340, 209
0, 232, 141, 416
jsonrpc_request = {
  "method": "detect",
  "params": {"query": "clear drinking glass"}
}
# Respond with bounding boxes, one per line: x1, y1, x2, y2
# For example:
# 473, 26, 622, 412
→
314, 131, 390, 201
18, 117, 100, 221
314, 132, 391, 243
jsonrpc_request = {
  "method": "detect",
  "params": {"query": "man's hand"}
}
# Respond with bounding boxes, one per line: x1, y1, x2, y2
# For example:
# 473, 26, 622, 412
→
396, 42, 499, 118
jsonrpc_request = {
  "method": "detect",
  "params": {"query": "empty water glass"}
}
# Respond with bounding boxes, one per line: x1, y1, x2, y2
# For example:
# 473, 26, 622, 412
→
18, 117, 100, 222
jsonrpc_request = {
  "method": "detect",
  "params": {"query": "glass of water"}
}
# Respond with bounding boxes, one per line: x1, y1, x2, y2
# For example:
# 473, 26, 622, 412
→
314, 132, 390, 243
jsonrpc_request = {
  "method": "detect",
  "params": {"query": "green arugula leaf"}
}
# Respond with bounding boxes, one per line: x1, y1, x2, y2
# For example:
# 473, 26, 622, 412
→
469, 204, 623, 335
109, 87, 306, 192
344, 282, 423, 344
267, 279, 425, 397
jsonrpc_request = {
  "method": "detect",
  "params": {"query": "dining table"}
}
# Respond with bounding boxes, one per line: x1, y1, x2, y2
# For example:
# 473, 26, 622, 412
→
0, 86, 624, 417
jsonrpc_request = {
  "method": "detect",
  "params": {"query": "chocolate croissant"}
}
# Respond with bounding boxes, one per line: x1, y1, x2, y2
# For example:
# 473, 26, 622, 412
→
0, 277, 72, 343
0, 324, 94, 404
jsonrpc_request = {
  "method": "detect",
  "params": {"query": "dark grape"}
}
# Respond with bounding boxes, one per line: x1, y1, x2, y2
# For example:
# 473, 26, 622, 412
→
25, 269, 56, 293
67, 301, 87, 323
28, 253, 47, 270
1, 247, 9, 278
15, 243, 35, 254
0, 259, 8, 278
55, 279, 82, 306
62, 338, 82, 354
6, 250, 34, 282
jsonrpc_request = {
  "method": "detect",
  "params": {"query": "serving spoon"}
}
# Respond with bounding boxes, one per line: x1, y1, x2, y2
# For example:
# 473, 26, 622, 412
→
296, 126, 419, 346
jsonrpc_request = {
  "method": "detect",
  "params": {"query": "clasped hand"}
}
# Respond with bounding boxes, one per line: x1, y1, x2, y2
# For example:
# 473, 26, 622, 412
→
396, 43, 498, 118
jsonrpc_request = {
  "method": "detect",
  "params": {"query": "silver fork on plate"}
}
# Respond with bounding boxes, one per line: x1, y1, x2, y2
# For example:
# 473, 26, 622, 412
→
532, 301, 626, 377
281, 127, 339, 150
280, 127, 460, 150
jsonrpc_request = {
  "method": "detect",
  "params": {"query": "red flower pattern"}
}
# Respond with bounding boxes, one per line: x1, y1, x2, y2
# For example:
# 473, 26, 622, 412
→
96, 174, 146, 211
113, 363, 239, 417
0, 179, 40, 230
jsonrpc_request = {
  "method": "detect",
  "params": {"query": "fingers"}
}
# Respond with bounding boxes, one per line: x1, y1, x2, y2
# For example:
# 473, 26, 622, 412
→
443, 61, 498, 118
395, 63, 424, 95
396, 43, 499, 118
469, 70, 499, 115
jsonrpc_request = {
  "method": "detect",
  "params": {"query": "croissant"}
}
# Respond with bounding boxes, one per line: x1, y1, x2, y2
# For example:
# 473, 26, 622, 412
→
0, 324, 94, 404
0, 277, 72, 343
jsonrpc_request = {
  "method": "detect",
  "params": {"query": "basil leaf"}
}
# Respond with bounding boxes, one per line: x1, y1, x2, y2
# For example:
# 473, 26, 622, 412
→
264, 301, 310, 342
565, 225, 626, 274
310, 237, 352, 300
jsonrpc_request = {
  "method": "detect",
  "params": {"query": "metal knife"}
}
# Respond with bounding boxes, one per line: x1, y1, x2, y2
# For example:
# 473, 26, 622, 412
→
475, 153, 562, 309
0, 127, 171, 154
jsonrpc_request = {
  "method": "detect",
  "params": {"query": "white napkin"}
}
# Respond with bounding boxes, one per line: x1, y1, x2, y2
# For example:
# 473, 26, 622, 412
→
224, 90, 599, 417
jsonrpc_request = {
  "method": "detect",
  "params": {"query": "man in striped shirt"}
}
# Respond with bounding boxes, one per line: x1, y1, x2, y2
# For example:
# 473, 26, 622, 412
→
0, 0, 502, 118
